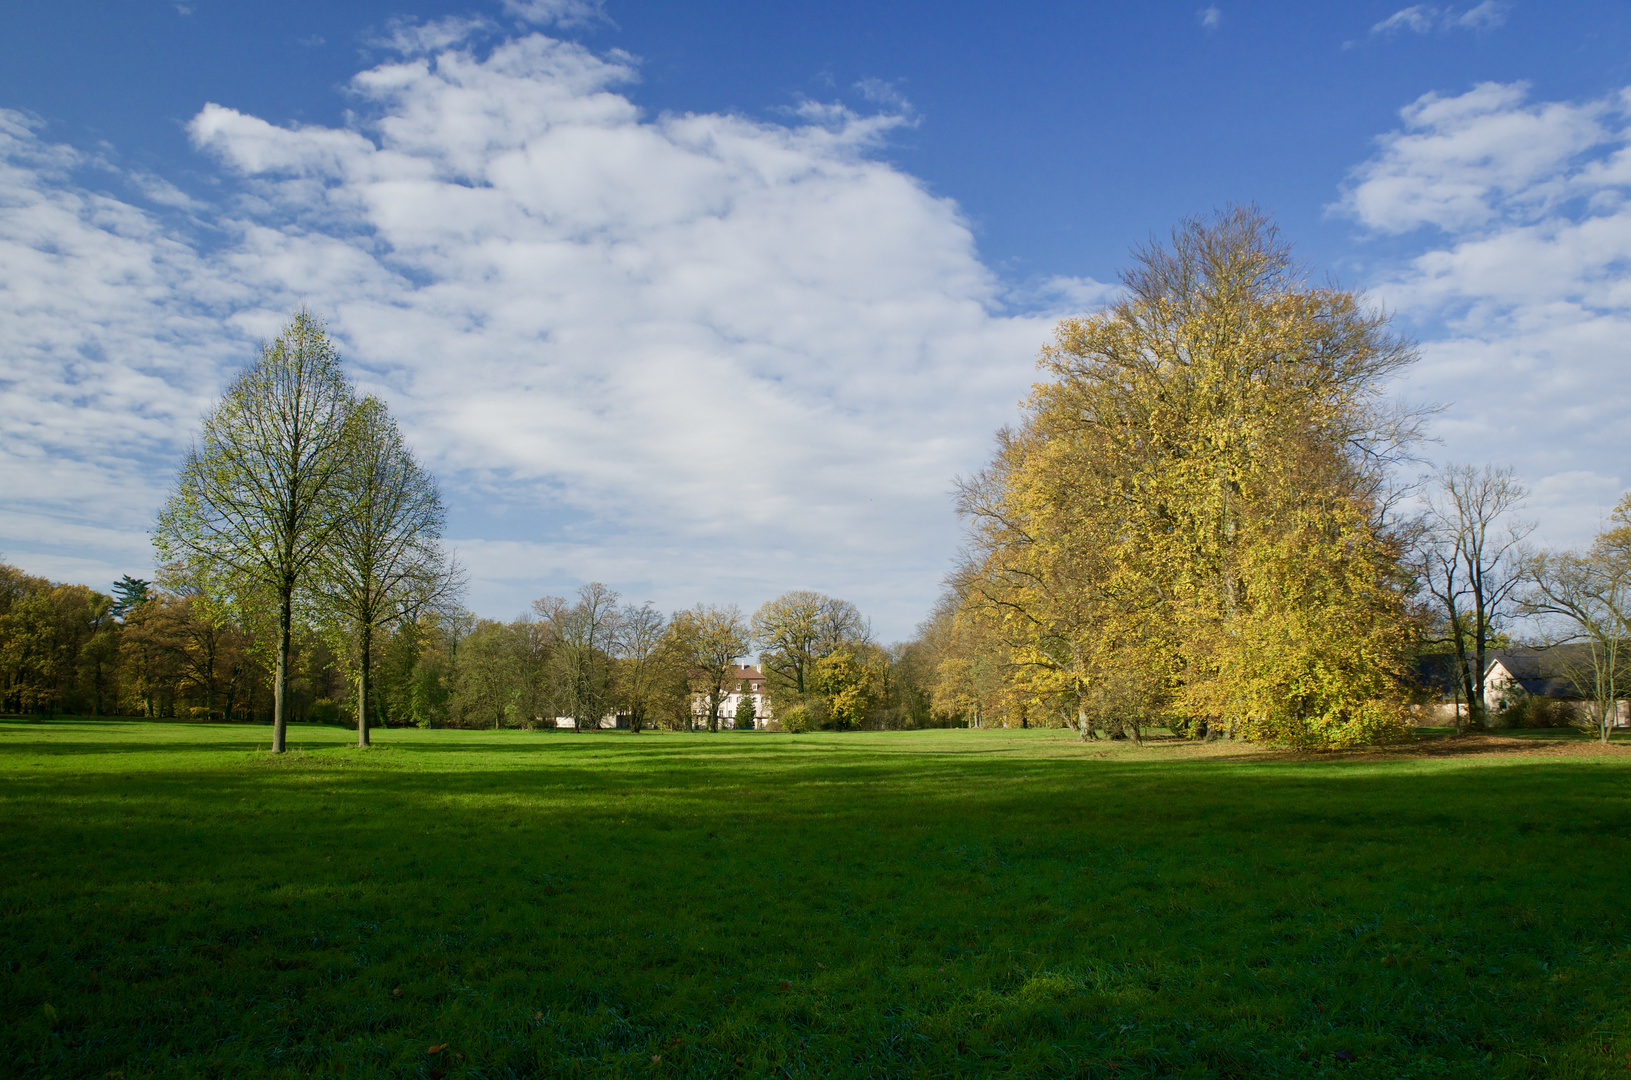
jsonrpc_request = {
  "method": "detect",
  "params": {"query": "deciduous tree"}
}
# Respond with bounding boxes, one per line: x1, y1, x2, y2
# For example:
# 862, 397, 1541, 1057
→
955, 207, 1422, 748
673, 604, 749, 731
750, 591, 868, 697
154, 310, 357, 752
1421, 464, 1532, 732
1521, 494, 1631, 744
317, 397, 457, 747
536, 583, 620, 731
611, 601, 669, 732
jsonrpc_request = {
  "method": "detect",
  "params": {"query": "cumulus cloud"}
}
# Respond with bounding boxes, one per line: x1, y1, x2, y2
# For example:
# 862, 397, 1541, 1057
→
1337, 82, 1612, 234
1338, 82, 1631, 546
0, 33, 1106, 637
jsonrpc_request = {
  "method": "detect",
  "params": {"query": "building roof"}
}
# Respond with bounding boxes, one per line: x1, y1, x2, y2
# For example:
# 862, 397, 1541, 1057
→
1485, 645, 1606, 699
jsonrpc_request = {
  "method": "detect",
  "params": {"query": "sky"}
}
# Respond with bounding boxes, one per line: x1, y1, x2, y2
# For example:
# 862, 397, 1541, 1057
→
4, 1, 1631, 641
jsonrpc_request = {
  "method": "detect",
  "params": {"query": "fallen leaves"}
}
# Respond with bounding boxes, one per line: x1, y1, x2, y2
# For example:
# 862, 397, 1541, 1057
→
391, 987, 404, 998
428, 1043, 448, 1054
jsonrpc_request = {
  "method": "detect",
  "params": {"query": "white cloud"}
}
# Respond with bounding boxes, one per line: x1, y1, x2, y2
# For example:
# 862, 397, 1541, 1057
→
1369, 2, 1507, 37
1339, 82, 1631, 548
501, 0, 612, 30
367, 16, 494, 58
1337, 82, 1611, 234
0, 34, 1107, 638
1454, 1, 1508, 30
0, 108, 257, 591
1198, 6, 1223, 31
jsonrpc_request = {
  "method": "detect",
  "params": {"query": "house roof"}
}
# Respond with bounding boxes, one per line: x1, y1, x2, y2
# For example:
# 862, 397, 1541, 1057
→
731, 665, 763, 681
1485, 645, 1606, 699
1411, 654, 1464, 696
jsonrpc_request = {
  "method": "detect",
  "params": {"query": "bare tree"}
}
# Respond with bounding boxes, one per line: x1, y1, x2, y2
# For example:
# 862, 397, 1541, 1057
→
611, 601, 668, 732
1520, 551, 1630, 744
316, 397, 459, 747
1521, 495, 1631, 744
155, 310, 356, 753
1421, 464, 1532, 731
535, 583, 620, 731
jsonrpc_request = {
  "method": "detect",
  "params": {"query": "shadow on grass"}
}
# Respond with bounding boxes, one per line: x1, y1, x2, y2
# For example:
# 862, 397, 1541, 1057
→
4, 726, 1630, 1078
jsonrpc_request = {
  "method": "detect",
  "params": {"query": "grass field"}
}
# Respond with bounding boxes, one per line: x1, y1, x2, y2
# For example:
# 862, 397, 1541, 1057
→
4, 719, 1631, 1079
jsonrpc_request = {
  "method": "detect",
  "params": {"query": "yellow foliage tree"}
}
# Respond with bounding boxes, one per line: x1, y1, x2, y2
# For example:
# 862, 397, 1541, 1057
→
955, 207, 1421, 747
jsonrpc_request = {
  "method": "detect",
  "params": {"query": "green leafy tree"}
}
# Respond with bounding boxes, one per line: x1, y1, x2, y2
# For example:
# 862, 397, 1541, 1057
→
315, 397, 457, 747
154, 309, 358, 752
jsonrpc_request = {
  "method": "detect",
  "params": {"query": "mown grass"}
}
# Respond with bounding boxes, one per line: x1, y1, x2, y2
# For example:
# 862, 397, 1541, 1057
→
3, 719, 1631, 1079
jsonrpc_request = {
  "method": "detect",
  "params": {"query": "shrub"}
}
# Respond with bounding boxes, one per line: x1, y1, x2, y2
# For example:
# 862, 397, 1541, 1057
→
778, 703, 811, 734
1497, 695, 1576, 729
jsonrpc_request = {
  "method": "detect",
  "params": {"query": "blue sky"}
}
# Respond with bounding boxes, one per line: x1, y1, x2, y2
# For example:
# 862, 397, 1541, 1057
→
4, 1, 1631, 640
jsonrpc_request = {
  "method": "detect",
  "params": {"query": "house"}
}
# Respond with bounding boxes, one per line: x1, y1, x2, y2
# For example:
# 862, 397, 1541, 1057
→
1483, 645, 1631, 725
691, 664, 772, 729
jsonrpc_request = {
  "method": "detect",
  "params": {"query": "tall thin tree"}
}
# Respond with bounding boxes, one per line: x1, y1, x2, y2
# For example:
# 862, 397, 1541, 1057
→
155, 309, 356, 753
1422, 464, 1532, 730
317, 397, 457, 747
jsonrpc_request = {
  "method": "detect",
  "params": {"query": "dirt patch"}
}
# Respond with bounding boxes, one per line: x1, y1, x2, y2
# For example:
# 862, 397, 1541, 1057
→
1059, 731, 1631, 763
1375, 732, 1631, 760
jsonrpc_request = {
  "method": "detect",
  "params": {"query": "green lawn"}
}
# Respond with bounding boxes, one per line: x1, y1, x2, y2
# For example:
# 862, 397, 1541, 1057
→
3, 720, 1630, 1079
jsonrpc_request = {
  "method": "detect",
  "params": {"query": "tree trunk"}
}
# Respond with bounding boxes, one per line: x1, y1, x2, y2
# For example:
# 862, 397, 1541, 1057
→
357, 621, 372, 748
273, 588, 291, 753
1471, 590, 1489, 728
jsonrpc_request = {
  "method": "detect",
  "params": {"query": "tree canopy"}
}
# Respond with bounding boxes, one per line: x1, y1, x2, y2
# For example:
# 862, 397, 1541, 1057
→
951, 206, 1423, 747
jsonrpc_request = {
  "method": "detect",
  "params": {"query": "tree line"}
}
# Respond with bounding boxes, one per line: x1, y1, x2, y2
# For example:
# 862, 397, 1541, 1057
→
13, 211, 1626, 749
0, 564, 957, 735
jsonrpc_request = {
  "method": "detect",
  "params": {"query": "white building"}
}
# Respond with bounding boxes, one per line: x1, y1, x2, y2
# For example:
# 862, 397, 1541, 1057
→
691, 664, 771, 729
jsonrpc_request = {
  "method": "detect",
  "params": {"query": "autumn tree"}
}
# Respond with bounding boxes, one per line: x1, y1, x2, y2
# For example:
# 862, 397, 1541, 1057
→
956, 206, 1422, 748
154, 310, 357, 752
0, 565, 117, 716
751, 591, 868, 698
809, 649, 876, 730
316, 397, 457, 747
673, 604, 749, 731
